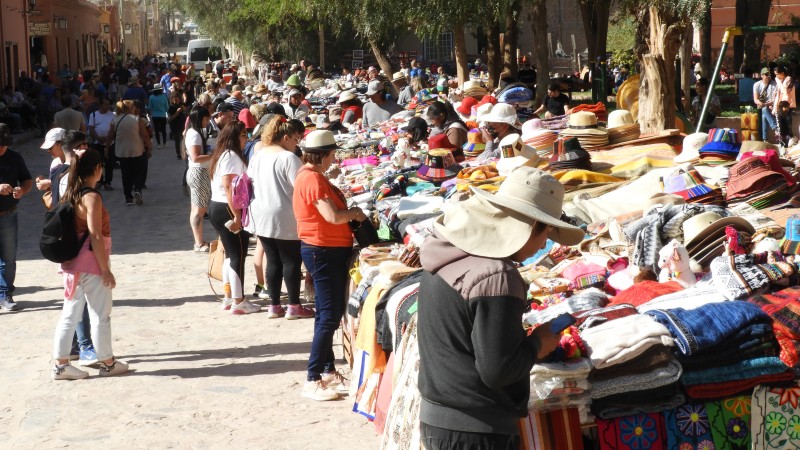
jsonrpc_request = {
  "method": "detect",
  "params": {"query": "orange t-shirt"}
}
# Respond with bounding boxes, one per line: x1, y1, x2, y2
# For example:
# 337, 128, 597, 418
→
293, 167, 353, 247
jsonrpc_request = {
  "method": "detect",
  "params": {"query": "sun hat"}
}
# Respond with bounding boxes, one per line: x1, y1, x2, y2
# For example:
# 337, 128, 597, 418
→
496, 134, 541, 175
674, 132, 708, 164
417, 149, 462, 183
456, 97, 478, 117
41, 127, 67, 149
401, 116, 428, 133
366, 80, 384, 96
475, 103, 494, 122
244, 86, 254, 96
302, 130, 340, 153
445, 167, 584, 255
521, 118, 544, 136
254, 83, 269, 95
738, 140, 780, 160
153, 83, 163, 90
547, 137, 592, 171
699, 128, 741, 163
392, 71, 406, 82
726, 156, 784, 199
286, 88, 301, 98
781, 215, 800, 254
607, 110, 635, 129
479, 103, 521, 127
290, 64, 299, 71
561, 111, 608, 136
478, 95, 497, 107
463, 80, 488, 99
682, 211, 755, 250
286, 74, 302, 88
337, 90, 358, 104
238, 108, 256, 129
462, 129, 486, 155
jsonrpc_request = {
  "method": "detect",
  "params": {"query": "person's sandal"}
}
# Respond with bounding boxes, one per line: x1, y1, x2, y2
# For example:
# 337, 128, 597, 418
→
193, 242, 210, 253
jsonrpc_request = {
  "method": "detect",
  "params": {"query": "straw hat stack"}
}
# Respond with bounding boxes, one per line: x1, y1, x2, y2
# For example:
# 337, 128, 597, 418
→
559, 112, 609, 149
606, 110, 640, 145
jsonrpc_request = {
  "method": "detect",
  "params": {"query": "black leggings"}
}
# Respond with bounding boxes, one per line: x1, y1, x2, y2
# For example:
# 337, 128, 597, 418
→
118, 154, 147, 202
209, 201, 250, 298
257, 236, 302, 306
152, 117, 167, 145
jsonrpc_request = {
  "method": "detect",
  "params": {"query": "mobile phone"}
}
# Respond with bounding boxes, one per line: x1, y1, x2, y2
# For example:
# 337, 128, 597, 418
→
549, 313, 576, 333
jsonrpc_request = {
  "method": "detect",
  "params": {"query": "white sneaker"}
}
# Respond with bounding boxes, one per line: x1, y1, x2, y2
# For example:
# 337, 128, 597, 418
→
321, 370, 348, 391
301, 379, 339, 401
52, 363, 89, 380
230, 300, 261, 315
221, 297, 233, 310
98, 359, 129, 377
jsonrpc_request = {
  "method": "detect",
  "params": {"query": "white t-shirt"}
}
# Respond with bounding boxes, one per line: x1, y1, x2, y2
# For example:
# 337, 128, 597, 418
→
245, 149, 302, 239
210, 150, 246, 203
88, 110, 115, 142
184, 128, 209, 168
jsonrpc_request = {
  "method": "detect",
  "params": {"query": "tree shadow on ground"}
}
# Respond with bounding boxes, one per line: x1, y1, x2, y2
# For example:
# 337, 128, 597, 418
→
124, 342, 311, 364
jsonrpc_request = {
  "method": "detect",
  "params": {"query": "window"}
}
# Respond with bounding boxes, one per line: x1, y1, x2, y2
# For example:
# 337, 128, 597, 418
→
424, 32, 454, 63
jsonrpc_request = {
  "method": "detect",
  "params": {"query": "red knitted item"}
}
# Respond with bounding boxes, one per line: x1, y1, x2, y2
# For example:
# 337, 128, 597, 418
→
609, 281, 684, 307
684, 371, 795, 400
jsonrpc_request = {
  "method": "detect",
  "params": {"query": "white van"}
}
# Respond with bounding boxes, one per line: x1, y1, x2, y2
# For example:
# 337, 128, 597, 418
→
186, 39, 229, 68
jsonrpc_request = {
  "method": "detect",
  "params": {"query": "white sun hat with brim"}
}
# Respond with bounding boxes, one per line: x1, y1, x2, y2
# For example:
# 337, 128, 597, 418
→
479, 103, 520, 128
674, 132, 708, 164
433, 166, 584, 258
337, 90, 358, 104
302, 130, 341, 152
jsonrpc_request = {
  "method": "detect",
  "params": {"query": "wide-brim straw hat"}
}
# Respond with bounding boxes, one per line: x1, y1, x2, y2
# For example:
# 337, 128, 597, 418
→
607, 110, 635, 129
675, 132, 708, 164
561, 111, 608, 136
337, 90, 358, 104
434, 167, 584, 258
479, 103, 520, 128
254, 83, 269, 95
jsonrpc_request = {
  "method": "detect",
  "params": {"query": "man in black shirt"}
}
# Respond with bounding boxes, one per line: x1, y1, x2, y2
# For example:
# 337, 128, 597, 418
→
115, 63, 131, 99
0, 124, 32, 311
533, 82, 570, 118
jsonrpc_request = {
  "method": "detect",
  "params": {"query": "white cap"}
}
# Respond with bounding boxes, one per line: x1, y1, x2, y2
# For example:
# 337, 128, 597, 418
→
41, 128, 66, 149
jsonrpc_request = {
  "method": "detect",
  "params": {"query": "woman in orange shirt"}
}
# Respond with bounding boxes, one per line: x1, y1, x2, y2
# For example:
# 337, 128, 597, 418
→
293, 130, 367, 401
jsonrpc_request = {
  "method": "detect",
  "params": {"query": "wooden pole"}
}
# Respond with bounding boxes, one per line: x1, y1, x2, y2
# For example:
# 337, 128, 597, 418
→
318, 23, 325, 72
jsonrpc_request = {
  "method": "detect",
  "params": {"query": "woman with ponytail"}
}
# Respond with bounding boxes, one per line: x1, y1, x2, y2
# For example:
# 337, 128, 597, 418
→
246, 117, 311, 319
51, 148, 128, 380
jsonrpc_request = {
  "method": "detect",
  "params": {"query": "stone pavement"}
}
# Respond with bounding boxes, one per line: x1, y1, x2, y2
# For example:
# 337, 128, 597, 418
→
0, 134, 379, 449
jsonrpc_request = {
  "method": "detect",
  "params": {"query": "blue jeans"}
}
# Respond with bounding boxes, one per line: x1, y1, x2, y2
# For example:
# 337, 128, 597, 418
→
0, 209, 18, 299
762, 107, 778, 140
301, 243, 352, 381
70, 305, 93, 354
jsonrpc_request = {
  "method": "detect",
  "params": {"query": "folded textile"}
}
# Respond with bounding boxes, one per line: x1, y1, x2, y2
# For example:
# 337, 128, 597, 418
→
636, 283, 729, 313
591, 359, 683, 399
581, 314, 674, 370
519, 407, 585, 450
589, 345, 673, 382
596, 412, 668, 450
679, 341, 778, 371
710, 253, 798, 300
609, 281, 684, 308
751, 382, 800, 449
522, 288, 609, 327
684, 371, 794, 400
593, 386, 686, 420
664, 396, 755, 450
574, 303, 639, 331
395, 196, 444, 220
746, 286, 800, 375
645, 300, 771, 356
681, 356, 788, 386
530, 357, 593, 378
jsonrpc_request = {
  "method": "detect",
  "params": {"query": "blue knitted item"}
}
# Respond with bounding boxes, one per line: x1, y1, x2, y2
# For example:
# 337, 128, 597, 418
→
645, 301, 771, 356
681, 356, 788, 385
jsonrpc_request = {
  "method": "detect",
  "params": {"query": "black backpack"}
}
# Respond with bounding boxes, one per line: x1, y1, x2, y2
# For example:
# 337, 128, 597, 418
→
40, 187, 98, 263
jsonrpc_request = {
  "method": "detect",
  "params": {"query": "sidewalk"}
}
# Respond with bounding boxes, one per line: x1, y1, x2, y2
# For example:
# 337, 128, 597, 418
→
0, 136, 379, 448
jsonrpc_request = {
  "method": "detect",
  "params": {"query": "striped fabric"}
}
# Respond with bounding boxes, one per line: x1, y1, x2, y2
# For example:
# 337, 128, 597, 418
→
186, 166, 211, 208
518, 408, 584, 450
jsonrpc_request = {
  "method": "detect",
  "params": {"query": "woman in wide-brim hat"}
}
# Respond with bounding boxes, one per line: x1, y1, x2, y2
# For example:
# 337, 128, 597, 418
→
416, 166, 583, 445
292, 130, 368, 402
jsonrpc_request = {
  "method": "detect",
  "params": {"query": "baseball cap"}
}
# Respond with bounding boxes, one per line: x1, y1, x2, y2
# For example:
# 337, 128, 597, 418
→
215, 102, 234, 113
41, 128, 66, 149
366, 80, 384, 96
761, 67, 770, 75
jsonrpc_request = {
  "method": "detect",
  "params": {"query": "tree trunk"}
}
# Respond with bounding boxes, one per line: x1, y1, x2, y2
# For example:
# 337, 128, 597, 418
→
637, 7, 688, 132
531, 0, 549, 106
579, 0, 611, 64
679, 25, 694, 114
453, 22, 468, 86
700, 1, 712, 78
503, 0, 522, 80
733, 0, 746, 70
485, 23, 502, 89
368, 37, 397, 97
743, 0, 773, 71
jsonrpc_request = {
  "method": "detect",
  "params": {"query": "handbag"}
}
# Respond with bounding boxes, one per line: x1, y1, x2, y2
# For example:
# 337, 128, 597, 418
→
208, 238, 226, 282
350, 219, 380, 248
